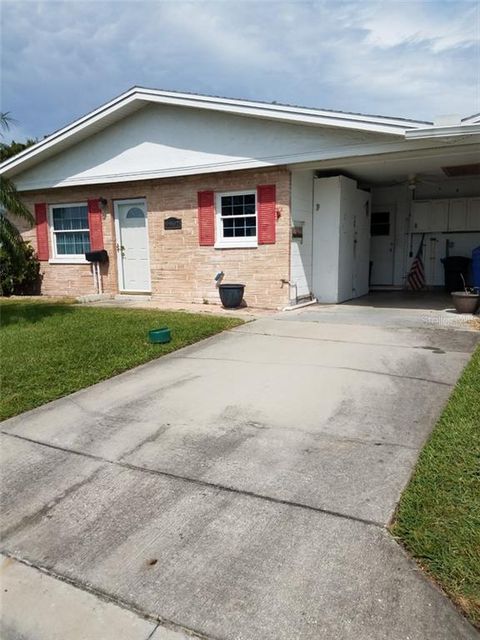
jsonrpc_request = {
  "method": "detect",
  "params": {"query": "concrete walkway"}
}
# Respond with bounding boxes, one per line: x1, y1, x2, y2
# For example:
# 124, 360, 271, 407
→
1, 302, 479, 639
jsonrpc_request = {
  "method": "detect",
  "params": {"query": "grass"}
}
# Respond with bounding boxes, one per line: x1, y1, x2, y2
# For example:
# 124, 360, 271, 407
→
391, 345, 480, 628
0, 299, 243, 420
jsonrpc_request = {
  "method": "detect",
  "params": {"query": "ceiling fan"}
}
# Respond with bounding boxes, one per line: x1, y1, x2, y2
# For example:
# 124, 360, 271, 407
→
384, 173, 442, 190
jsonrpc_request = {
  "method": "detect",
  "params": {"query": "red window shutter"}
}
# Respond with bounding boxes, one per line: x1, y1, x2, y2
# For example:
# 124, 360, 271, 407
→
88, 198, 104, 251
34, 203, 49, 261
257, 184, 276, 244
198, 191, 215, 246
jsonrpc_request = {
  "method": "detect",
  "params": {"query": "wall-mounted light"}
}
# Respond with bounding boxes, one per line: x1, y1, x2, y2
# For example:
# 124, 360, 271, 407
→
98, 198, 108, 219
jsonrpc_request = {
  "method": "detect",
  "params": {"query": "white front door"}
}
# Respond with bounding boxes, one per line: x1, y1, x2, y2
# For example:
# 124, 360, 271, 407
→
114, 199, 151, 292
370, 208, 395, 285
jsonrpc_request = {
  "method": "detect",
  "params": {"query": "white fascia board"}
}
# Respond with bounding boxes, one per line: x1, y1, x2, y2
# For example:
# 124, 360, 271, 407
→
405, 123, 480, 139
0, 87, 428, 178
133, 88, 423, 134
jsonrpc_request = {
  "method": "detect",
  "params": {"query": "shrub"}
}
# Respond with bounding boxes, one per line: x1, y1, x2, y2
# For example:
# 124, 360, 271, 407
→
0, 240, 41, 296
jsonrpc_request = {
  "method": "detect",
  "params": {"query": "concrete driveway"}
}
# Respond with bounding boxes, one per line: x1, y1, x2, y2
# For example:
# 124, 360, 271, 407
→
1, 301, 479, 639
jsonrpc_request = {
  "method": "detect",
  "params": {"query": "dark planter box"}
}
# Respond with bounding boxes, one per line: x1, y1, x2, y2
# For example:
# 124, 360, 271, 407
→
218, 284, 245, 308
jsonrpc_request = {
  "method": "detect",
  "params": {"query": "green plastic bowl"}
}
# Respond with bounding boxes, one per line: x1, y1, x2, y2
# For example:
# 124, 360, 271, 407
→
148, 327, 171, 344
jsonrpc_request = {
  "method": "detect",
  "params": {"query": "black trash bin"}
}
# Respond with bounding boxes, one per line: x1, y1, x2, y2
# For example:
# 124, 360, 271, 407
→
218, 284, 245, 308
441, 256, 471, 293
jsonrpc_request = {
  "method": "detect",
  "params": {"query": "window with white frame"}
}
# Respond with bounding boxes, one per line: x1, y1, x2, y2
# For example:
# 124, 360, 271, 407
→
50, 203, 90, 259
215, 191, 257, 248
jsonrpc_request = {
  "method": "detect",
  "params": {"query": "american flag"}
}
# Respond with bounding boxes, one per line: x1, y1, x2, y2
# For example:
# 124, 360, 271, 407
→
407, 235, 426, 290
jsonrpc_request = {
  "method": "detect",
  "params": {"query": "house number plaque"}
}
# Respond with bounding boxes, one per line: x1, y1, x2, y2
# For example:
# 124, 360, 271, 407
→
164, 217, 182, 230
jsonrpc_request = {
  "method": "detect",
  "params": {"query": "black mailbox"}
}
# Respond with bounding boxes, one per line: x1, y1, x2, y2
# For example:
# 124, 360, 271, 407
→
85, 249, 109, 263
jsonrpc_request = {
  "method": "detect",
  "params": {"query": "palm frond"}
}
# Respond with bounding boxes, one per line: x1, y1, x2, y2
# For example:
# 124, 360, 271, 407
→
0, 177, 34, 226
0, 215, 25, 261
0, 112, 16, 134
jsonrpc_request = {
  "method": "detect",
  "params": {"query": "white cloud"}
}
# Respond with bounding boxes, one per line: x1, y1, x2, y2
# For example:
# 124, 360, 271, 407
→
156, 2, 283, 70
1, 0, 478, 141
358, 1, 477, 52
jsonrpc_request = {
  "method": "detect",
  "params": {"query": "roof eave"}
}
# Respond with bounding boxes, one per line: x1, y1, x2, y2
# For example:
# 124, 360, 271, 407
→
131, 86, 427, 130
0, 87, 426, 178
405, 123, 480, 139
0, 90, 141, 176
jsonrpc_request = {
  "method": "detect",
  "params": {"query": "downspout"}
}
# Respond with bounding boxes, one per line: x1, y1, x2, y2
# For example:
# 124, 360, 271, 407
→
281, 278, 298, 305
287, 169, 292, 304
310, 173, 315, 296
91, 263, 98, 293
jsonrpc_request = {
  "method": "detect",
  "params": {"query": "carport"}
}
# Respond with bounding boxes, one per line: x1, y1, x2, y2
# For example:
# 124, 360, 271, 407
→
289, 117, 480, 305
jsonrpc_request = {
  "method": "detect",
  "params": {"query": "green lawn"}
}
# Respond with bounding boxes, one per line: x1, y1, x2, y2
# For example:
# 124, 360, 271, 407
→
391, 345, 480, 628
0, 299, 243, 421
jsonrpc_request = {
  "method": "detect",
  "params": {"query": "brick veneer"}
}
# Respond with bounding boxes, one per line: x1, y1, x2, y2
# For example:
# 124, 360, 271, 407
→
19, 166, 292, 308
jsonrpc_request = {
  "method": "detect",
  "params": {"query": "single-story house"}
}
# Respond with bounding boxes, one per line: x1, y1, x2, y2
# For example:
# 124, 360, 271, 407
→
1, 87, 479, 308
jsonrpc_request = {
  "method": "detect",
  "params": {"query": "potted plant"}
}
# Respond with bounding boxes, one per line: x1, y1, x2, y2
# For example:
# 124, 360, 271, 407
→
218, 283, 245, 308
451, 275, 480, 314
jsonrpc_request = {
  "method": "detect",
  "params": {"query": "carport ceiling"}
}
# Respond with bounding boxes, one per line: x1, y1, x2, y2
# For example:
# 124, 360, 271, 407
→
312, 146, 480, 186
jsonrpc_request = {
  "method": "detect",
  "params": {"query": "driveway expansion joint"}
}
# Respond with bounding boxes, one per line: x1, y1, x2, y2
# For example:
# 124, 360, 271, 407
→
1, 430, 386, 529
231, 329, 473, 354
171, 354, 454, 387
1, 465, 104, 541
0, 551, 220, 640
145, 625, 161, 640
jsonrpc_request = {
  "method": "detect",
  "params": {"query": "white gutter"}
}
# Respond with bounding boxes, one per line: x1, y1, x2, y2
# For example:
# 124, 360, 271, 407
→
405, 123, 480, 139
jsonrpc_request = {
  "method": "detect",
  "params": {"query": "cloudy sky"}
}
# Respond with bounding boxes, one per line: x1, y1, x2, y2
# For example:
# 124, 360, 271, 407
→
1, 0, 479, 142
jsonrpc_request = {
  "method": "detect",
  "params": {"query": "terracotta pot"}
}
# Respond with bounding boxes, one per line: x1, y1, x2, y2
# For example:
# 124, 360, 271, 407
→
451, 292, 480, 314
